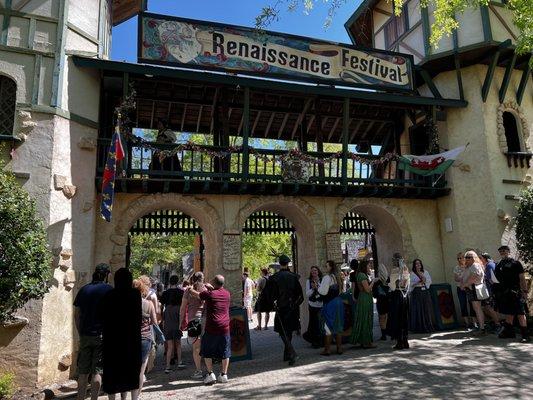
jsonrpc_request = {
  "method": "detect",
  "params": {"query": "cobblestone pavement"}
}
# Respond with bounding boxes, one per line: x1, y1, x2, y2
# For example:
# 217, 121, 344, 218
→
96, 313, 533, 400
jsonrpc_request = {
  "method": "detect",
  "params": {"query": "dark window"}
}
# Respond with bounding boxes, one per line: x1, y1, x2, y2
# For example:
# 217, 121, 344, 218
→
0, 76, 16, 136
384, 13, 406, 48
503, 111, 521, 152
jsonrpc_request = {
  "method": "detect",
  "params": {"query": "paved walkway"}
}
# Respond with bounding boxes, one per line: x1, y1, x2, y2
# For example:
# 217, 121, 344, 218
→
97, 314, 533, 400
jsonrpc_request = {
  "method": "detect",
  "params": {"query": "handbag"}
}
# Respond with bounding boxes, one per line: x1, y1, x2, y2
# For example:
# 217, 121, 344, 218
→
186, 318, 202, 338
475, 283, 490, 300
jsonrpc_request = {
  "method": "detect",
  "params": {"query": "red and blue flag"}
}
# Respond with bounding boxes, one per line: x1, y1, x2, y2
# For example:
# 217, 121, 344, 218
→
100, 127, 125, 222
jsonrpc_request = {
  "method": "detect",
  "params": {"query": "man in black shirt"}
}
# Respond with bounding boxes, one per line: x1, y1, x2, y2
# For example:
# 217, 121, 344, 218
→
160, 275, 186, 371
494, 245, 530, 342
262, 255, 304, 365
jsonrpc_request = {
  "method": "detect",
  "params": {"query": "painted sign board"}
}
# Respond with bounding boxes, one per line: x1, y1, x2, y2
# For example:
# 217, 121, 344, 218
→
222, 233, 241, 271
326, 232, 343, 264
138, 13, 414, 91
230, 306, 252, 361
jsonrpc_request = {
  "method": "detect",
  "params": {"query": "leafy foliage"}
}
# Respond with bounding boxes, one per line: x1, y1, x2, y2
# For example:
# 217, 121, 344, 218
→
516, 186, 533, 265
256, 0, 532, 58
0, 372, 15, 399
129, 234, 195, 278
129, 232, 291, 281
0, 162, 52, 322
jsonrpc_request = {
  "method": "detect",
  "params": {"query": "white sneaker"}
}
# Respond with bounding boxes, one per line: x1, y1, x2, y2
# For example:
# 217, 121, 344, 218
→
217, 373, 228, 383
203, 372, 216, 385
191, 370, 203, 379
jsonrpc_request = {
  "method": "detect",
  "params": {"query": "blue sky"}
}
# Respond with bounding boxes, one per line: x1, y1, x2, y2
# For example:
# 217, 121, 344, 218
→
111, 0, 361, 62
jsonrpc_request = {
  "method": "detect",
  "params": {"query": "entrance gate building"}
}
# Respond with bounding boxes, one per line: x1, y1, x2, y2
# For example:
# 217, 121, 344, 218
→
1, 1, 532, 393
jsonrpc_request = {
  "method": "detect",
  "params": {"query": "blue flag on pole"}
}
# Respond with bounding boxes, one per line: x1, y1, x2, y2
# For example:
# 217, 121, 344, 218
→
100, 127, 125, 222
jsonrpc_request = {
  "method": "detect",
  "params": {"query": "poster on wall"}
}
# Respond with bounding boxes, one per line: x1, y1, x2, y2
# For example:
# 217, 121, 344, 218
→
138, 13, 414, 91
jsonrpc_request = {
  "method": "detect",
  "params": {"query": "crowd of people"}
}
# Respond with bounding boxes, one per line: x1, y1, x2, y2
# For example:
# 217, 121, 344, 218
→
74, 267, 232, 400
73, 244, 529, 399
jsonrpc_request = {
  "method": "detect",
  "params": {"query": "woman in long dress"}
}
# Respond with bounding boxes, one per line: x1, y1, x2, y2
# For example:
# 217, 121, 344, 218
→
409, 259, 435, 333
318, 260, 345, 355
387, 254, 411, 349
350, 260, 378, 348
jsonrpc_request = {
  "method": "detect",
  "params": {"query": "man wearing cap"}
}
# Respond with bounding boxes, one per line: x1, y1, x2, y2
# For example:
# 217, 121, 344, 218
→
74, 264, 113, 400
494, 245, 530, 342
262, 255, 304, 365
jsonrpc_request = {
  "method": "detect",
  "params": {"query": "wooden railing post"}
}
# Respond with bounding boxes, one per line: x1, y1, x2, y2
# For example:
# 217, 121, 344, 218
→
341, 98, 350, 186
242, 87, 250, 181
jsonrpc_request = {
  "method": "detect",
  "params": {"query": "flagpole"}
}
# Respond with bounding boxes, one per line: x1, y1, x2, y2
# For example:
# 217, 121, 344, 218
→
432, 142, 468, 187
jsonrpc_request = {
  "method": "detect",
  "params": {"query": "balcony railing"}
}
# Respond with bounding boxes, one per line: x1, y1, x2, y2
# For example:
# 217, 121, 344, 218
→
96, 140, 448, 198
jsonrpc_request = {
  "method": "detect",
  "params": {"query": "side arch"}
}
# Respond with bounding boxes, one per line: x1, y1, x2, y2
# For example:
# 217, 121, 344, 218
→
109, 194, 223, 278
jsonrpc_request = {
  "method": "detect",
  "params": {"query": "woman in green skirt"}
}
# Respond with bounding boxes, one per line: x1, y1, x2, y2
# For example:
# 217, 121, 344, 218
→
350, 260, 378, 348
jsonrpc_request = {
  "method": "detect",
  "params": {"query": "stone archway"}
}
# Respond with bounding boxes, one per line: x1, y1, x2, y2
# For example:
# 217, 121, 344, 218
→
109, 194, 223, 279
236, 195, 325, 276
333, 199, 415, 266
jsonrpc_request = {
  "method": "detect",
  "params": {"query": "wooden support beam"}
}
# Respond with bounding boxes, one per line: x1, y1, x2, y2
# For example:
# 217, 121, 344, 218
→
499, 52, 517, 103
327, 117, 341, 142
150, 100, 156, 129
454, 53, 464, 101
196, 105, 203, 133
277, 113, 289, 139
349, 120, 364, 143
419, 68, 442, 99
242, 87, 250, 181
482, 50, 501, 102
291, 98, 313, 139
341, 98, 349, 186
264, 112, 276, 138
516, 58, 532, 106
181, 104, 187, 131
252, 110, 262, 136
361, 120, 375, 140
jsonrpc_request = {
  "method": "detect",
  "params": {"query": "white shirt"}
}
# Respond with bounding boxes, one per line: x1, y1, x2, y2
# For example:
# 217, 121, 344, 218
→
409, 270, 432, 292
243, 277, 254, 299
305, 279, 323, 308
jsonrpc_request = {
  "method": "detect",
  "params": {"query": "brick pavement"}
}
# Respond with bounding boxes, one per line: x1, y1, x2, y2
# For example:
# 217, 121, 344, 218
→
94, 313, 533, 400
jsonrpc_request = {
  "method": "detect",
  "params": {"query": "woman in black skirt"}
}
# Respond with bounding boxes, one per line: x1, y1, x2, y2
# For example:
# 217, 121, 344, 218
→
387, 253, 410, 350
409, 259, 435, 333
303, 266, 323, 348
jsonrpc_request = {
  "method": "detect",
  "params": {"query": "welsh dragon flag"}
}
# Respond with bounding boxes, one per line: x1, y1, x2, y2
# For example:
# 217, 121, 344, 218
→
398, 146, 466, 176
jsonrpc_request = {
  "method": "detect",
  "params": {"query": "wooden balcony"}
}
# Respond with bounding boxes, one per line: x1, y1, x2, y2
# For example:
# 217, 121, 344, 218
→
96, 140, 449, 198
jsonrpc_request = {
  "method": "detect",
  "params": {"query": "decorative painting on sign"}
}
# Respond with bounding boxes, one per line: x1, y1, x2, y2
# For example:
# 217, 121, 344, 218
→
430, 283, 458, 330
139, 13, 414, 91
230, 306, 252, 362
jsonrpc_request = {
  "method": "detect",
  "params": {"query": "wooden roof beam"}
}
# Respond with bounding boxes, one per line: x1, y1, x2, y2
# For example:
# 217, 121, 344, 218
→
349, 120, 364, 143
327, 117, 341, 141
196, 105, 203, 133
181, 104, 187, 131
516, 57, 532, 106
264, 112, 276, 138
277, 113, 290, 139
291, 98, 313, 140
252, 110, 262, 136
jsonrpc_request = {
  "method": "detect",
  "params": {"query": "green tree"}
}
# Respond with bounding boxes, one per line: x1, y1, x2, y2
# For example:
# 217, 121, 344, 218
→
242, 234, 292, 279
256, 0, 532, 57
516, 186, 533, 265
129, 234, 195, 278
0, 161, 52, 322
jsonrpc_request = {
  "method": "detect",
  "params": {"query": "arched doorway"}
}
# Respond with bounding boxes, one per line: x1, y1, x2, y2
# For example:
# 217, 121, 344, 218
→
126, 209, 204, 284
335, 201, 412, 268
340, 211, 377, 263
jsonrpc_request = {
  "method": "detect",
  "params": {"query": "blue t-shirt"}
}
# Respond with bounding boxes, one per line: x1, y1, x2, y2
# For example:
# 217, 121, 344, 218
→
485, 261, 496, 292
74, 281, 113, 336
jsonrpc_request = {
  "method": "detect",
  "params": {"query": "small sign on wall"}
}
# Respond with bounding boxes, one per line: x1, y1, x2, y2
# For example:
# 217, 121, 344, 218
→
326, 232, 343, 264
223, 233, 241, 271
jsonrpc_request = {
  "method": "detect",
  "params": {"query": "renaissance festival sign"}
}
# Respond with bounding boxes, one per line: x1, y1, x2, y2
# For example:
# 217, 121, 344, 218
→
138, 13, 414, 91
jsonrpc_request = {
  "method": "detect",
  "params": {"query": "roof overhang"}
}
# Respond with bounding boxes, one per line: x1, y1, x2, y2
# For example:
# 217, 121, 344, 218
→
112, 0, 148, 26
72, 56, 468, 109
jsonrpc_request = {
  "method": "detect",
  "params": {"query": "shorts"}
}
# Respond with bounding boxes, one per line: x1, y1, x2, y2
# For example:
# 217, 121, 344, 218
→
141, 338, 152, 362
243, 297, 253, 308
77, 335, 103, 375
200, 333, 231, 359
